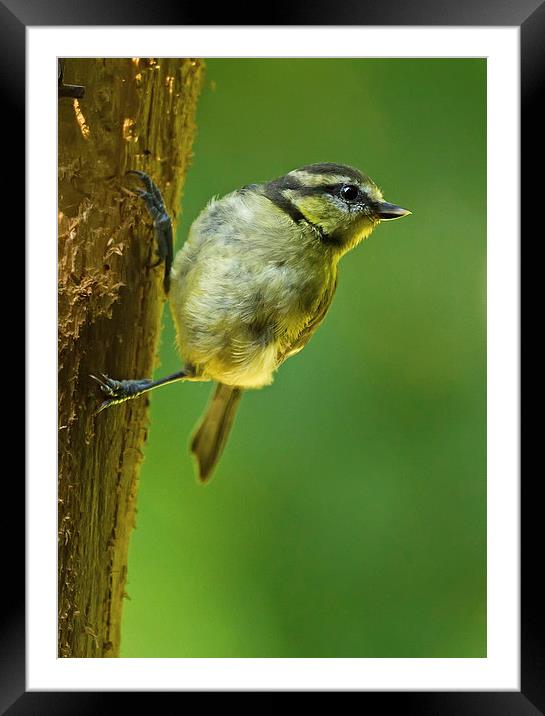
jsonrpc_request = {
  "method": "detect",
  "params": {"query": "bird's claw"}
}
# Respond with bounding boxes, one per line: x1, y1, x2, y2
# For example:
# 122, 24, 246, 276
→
90, 373, 122, 414
126, 170, 173, 293
91, 373, 134, 414
91, 373, 154, 414
126, 171, 167, 218
90, 372, 121, 397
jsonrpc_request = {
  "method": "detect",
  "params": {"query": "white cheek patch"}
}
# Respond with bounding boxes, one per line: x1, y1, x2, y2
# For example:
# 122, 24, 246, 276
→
327, 194, 351, 212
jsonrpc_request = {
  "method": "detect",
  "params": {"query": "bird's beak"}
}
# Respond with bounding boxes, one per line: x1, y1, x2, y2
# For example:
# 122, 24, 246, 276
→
375, 201, 412, 221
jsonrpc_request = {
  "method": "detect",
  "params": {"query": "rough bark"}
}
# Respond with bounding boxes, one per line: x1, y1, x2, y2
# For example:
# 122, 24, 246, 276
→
58, 58, 204, 657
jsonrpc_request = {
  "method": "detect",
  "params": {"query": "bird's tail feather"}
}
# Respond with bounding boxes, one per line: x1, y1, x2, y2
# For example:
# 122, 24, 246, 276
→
190, 383, 243, 483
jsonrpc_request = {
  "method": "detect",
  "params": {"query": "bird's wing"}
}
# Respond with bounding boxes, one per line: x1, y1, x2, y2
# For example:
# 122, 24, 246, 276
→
278, 273, 338, 363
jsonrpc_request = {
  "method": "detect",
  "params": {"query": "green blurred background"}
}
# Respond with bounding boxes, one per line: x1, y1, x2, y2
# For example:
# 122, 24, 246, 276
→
121, 59, 486, 657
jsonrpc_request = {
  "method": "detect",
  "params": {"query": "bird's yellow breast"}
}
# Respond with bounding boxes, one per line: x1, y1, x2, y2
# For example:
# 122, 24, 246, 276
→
169, 191, 337, 388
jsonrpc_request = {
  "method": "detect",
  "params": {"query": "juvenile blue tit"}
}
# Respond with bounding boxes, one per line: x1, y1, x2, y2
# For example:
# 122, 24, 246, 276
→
93, 163, 411, 482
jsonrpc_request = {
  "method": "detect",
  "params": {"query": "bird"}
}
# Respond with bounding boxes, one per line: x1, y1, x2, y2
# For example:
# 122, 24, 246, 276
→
92, 163, 411, 483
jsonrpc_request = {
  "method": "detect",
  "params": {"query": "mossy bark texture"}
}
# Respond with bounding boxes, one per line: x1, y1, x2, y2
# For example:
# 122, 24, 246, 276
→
58, 58, 204, 657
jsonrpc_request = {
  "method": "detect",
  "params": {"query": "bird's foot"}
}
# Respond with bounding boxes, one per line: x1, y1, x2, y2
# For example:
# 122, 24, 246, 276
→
91, 373, 153, 414
126, 170, 173, 293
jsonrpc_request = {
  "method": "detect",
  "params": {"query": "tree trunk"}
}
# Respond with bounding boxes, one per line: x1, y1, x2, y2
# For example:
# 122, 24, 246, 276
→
57, 58, 204, 657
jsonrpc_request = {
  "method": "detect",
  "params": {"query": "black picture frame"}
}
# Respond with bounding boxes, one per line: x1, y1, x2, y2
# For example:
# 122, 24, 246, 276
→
12, 0, 535, 711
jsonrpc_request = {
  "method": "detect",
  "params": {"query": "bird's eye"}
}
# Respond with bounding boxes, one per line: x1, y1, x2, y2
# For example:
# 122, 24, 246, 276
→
340, 184, 359, 202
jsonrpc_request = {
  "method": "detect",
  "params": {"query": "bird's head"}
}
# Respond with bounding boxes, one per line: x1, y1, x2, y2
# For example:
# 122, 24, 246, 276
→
262, 162, 411, 254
